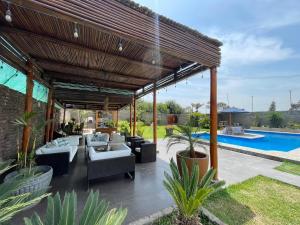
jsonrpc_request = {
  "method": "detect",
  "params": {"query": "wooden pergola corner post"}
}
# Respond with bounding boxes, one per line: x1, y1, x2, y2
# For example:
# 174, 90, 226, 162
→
129, 99, 132, 136
153, 82, 157, 144
22, 61, 34, 152
133, 95, 137, 136
62, 103, 66, 124
49, 97, 55, 141
45, 88, 53, 143
210, 66, 218, 179
116, 109, 119, 128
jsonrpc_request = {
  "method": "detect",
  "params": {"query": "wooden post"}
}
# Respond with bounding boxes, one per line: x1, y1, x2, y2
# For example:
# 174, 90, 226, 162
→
116, 109, 119, 128
153, 82, 157, 144
210, 67, 218, 179
63, 104, 66, 124
133, 95, 136, 136
22, 62, 34, 152
45, 88, 53, 143
49, 98, 55, 141
129, 103, 132, 136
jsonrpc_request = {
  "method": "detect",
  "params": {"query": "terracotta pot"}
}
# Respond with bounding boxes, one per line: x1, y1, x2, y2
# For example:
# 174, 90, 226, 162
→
176, 150, 209, 180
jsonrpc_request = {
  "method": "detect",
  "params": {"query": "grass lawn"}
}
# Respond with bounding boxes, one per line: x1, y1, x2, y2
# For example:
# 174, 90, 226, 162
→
275, 161, 300, 176
142, 125, 209, 139
204, 175, 300, 225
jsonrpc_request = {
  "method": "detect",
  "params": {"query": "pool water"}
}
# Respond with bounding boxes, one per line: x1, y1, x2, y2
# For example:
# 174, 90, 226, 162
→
193, 130, 300, 152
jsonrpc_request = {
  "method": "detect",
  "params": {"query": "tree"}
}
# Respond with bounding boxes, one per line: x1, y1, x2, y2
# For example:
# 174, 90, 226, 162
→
157, 103, 169, 114
191, 103, 203, 112
269, 101, 276, 112
290, 101, 300, 111
165, 100, 184, 114
269, 112, 283, 128
217, 102, 229, 111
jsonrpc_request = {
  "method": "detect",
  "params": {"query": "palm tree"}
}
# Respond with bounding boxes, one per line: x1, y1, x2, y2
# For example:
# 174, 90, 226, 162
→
167, 124, 206, 158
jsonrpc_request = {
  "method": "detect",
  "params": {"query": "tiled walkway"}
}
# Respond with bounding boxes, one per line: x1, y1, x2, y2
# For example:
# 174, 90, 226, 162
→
12, 139, 300, 224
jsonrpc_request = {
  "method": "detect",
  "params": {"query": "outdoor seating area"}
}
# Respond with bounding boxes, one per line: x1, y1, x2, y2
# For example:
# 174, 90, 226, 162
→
0, 0, 299, 225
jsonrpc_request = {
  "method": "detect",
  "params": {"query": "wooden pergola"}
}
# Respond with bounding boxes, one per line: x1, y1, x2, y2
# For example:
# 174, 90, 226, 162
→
0, 0, 221, 177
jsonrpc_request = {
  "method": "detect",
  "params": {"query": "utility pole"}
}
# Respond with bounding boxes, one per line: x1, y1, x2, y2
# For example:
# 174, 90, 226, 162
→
289, 90, 292, 107
251, 96, 253, 113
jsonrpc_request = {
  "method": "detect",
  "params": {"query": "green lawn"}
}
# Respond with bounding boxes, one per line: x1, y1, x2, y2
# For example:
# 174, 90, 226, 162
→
275, 161, 300, 176
204, 175, 300, 225
141, 125, 209, 139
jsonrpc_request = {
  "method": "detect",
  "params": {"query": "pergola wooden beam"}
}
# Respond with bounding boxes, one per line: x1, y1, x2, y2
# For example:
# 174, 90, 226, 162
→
35, 58, 153, 83
0, 26, 174, 72
45, 71, 141, 89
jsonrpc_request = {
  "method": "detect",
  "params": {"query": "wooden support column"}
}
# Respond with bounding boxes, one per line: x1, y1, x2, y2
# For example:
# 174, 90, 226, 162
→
129, 102, 132, 136
22, 62, 34, 152
210, 66, 218, 179
63, 104, 66, 124
45, 88, 53, 143
49, 98, 55, 141
116, 109, 119, 128
153, 82, 157, 144
133, 95, 137, 136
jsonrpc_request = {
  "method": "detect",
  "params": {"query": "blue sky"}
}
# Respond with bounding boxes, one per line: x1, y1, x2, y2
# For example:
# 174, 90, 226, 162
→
135, 0, 300, 112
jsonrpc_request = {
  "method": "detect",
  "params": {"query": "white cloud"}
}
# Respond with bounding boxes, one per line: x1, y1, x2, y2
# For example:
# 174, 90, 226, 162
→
214, 32, 295, 66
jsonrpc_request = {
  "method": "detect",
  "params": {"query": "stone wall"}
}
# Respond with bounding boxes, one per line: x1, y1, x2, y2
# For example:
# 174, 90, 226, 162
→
0, 85, 59, 160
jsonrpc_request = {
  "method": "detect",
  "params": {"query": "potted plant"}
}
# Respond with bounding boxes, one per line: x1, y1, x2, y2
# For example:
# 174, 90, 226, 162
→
167, 124, 208, 179
163, 159, 224, 225
4, 112, 53, 197
0, 160, 49, 223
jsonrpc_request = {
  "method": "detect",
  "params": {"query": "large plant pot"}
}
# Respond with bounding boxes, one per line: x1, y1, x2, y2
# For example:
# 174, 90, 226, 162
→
176, 150, 209, 180
4, 165, 53, 195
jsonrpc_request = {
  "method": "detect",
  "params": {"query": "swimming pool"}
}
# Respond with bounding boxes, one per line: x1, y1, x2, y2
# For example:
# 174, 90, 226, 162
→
193, 130, 300, 152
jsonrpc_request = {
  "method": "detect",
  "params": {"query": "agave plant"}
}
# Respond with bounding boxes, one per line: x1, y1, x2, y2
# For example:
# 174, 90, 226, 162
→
167, 124, 206, 158
0, 160, 49, 223
163, 159, 224, 225
24, 190, 127, 225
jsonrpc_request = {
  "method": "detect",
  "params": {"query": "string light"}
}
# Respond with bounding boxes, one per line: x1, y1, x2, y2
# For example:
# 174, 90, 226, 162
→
73, 22, 79, 38
5, 3, 12, 23
151, 51, 156, 65
118, 42, 123, 52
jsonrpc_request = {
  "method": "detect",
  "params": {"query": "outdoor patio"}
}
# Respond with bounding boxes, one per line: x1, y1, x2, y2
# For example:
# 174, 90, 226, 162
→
11, 139, 300, 225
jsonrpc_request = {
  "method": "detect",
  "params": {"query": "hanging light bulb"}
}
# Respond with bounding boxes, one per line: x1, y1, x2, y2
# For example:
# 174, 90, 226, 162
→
151, 50, 156, 64
201, 73, 204, 79
5, 4, 12, 23
151, 59, 156, 65
118, 42, 123, 52
73, 22, 79, 38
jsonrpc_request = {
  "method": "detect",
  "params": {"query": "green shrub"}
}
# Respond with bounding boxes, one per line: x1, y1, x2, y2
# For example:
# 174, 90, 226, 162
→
136, 121, 145, 137
118, 120, 130, 136
269, 112, 284, 128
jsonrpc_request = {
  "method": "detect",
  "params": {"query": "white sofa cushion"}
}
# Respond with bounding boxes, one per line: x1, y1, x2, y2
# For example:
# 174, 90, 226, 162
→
88, 143, 131, 161
86, 133, 109, 147
110, 133, 125, 144
36, 145, 78, 163
57, 136, 80, 146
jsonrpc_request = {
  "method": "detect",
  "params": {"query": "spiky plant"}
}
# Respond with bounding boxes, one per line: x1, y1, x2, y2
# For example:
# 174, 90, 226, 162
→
0, 160, 49, 223
167, 124, 206, 158
163, 159, 224, 225
13, 111, 50, 174
24, 190, 127, 225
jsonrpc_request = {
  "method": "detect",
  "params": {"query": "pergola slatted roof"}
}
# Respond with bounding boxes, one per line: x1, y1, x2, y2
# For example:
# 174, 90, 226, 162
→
0, 0, 221, 109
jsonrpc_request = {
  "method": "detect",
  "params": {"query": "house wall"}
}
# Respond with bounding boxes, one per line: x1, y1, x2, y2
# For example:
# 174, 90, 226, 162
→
0, 85, 60, 160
